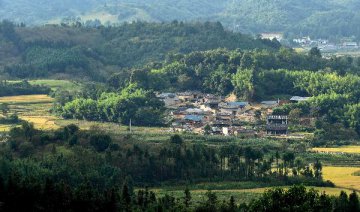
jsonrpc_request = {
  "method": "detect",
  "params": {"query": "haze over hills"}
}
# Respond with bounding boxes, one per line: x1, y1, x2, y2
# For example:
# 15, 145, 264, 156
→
1, 0, 360, 40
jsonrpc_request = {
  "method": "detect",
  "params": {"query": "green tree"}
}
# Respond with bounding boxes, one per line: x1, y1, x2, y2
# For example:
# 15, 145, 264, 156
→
0, 103, 9, 116
89, 134, 112, 152
184, 188, 191, 208
349, 191, 360, 212
170, 134, 183, 145
309, 47, 322, 58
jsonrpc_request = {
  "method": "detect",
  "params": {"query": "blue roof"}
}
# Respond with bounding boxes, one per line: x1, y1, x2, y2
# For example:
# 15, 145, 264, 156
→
228, 102, 249, 107
184, 115, 203, 122
261, 101, 278, 105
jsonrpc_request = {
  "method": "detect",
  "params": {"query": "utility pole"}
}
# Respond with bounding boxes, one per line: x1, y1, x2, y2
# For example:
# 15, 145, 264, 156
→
129, 119, 132, 133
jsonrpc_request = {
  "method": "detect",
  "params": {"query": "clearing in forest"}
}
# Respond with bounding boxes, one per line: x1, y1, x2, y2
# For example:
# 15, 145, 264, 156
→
152, 186, 354, 204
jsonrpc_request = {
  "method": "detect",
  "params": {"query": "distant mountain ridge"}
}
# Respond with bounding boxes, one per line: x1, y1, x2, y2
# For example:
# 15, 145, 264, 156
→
1, 0, 360, 40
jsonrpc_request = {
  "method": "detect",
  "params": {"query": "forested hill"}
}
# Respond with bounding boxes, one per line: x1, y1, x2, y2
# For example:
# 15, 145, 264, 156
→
0, 21, 279, 80
1, 0, 360, 40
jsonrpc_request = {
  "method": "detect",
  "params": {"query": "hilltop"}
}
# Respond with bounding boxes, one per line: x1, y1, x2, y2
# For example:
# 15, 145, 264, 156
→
1, 0, 360, 40
0, 21, 279, 80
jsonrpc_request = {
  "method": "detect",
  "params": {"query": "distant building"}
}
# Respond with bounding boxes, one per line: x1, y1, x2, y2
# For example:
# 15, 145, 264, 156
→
266, 115, 288, 135
293, 36, 311, 45
261, 33, 283, 42
157, 93, 180, 107
219, 102, 249, 115
184, 115, 204, 123
290, 96, 310, 103
261, 100, 279, 108
177, 91, 202, 102
343, 42, 358, 48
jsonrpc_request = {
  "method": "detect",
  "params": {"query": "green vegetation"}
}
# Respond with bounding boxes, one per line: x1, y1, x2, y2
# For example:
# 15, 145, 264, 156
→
2, 4, 360, 210
0, 80, 50, 97
0, 121, 340, 211
0, 20, 278, 80
105, 47, 360, 96
57, 84, 165, 126
2, 1, 360, 40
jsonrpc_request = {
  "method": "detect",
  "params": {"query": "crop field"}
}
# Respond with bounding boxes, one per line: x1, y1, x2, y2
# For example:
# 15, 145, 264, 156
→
322, 166, 360, 191
312, 146, 360, 154
0, 125, 11, 132
0, 95, 53, 104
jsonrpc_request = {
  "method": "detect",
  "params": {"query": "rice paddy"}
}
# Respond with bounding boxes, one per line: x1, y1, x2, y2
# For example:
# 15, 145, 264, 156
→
0, 95, 53, 104
322, 166, 360, 191
312, 146, 360, 154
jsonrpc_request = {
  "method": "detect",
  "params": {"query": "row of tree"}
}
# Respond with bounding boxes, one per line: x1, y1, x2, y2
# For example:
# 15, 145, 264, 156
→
0, 80, 50, 97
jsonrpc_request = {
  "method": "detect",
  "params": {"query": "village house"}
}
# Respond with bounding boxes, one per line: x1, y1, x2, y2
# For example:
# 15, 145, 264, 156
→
157, 93, 180, 108
177, 91, 202, 102
210, 126, 223, 135
219, 101, 249, 116
266, 115, 288, 135
261, 100, 279, 108
234, 128, 257, 137
171, 108, 187, 120
342, 42, 358, 48
260, 32, 283, 42
184, 114, 204, 124
290, 96, 310, 103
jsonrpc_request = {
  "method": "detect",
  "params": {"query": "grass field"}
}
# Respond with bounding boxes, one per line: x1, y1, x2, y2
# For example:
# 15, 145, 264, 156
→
9, 79, 80, 91
0, 94, 169, 133
312, 146, 360, 154
322, 166, 360, 191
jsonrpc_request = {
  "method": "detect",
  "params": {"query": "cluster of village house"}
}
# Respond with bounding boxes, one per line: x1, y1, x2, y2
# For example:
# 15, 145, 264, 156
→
292, 36, 359, 51
157, 92, 310, 137
260, 33, 359, 52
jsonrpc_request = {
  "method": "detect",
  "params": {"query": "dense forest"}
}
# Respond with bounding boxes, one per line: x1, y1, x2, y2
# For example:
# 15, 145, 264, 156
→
1, 0, 360, 40
0, 20, 279, 80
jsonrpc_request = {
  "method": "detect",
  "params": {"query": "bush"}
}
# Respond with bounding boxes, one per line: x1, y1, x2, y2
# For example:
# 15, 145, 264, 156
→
18, 142, 34, 158
89, 134, 112, 152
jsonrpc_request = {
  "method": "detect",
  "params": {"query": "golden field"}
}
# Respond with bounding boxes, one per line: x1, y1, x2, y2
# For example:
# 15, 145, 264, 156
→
322, 166, 360, 191
0, 95, 54, 104
312, 146, 360, 154
21, 116, 60, 130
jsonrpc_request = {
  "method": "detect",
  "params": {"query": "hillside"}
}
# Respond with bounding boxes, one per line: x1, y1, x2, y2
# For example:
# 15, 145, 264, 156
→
1, 0, 360, 40
0, 21, 278, 80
